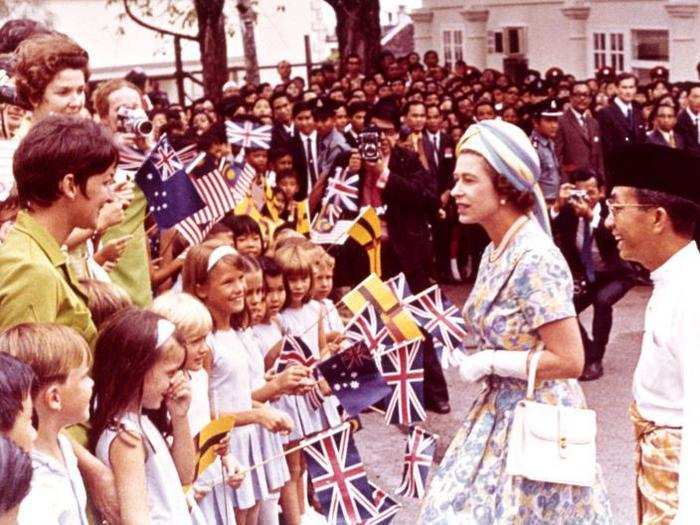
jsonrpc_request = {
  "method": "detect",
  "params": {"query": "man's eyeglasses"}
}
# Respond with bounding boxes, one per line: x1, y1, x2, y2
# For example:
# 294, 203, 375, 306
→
605, 199, 655, 217
572, 92, 591, 98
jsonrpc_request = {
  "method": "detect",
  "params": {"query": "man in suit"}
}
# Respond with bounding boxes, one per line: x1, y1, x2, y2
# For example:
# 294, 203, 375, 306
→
597, 73, 647, 175
647, 101, 684, 149
289, 100, 319, 200
424, 104, 458, 282
555, 80, 605, 184
675, 83, 700, 155
362, 99, 450, 413
270, 92, 295, 149
551, 169, 635, 381
344, 101, 368, 148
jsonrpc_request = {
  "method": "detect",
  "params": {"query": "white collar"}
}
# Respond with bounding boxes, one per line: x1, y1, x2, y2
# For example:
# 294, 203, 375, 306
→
571, 108, 586, 121
686, 107, 700, 121
427, 130, 440, 141
614, 97, 632, 114
651, 241, 699, 288
300, 130, 317, 142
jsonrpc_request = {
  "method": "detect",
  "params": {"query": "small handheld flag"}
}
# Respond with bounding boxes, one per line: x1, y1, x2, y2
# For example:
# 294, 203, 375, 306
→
379, 341, 426, 426
193, 415, 236, 478
226, 119, 272, 150
347, 206, 382, 276
395, 426, 438, 499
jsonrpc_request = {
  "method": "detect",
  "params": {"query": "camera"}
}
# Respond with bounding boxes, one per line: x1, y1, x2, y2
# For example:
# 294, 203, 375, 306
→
0, 70, 30, 110
568, 189, 587, 202
358, 126, 380, 162
116, 106, 153, 137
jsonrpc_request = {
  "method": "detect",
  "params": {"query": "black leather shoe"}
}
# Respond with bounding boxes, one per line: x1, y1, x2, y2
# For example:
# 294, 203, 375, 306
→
426, 400, 451, 414
579, 361, 604, 382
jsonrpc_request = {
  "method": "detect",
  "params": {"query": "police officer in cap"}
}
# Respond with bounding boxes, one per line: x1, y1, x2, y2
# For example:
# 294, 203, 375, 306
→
650, 65, 669, 82
545, 66, 564, 87
519, 78, 549, 135
530, 98, 564, 202
596, 66, 615, 84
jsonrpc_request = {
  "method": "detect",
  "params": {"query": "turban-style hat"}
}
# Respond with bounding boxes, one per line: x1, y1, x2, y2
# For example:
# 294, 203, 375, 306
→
456, 119, 551, 235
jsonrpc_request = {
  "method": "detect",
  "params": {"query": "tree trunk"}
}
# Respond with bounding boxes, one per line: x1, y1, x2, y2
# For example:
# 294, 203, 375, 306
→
237, 0, 260, 85
194, 0, 227, 102
330, 0, 381, 76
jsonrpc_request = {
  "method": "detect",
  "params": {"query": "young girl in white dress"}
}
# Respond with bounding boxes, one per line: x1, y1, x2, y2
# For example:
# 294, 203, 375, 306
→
90, 308, 195, 525
182, 240, 294, 525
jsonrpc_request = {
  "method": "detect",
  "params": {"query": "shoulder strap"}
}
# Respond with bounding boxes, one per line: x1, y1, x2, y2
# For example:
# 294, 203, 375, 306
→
526, 350, 544, 400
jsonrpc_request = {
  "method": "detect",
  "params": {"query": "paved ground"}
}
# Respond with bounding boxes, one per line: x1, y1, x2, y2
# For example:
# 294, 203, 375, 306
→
353, 283, 650, 524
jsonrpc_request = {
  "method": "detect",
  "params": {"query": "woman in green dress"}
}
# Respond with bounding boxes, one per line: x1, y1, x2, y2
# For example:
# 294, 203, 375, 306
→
419, 120, 612, 524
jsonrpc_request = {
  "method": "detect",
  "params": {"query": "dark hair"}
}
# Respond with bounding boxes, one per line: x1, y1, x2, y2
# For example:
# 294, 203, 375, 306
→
402, 99, 425, 116
268, 147, 292, 163
14, 34, 89, 107
634, 188, 699, 238
259, 255, 282, 282
0, 18, 50, 54
615, 73, 637, 87
125, 68, 147, 90
276, 169, 299, 184
270, 92, 289, 108
196, 121, 227, 151
366, 97, 401, 129
14, 117, 117, 208
0, 352, 34, 433
649, 99, 678, 122
347, 100, 369, 117
221, 214, 263, 245
89, 308, 185, 451
0, 436, 32, 512
292, 100, 315, 118
569, 168, 599, 185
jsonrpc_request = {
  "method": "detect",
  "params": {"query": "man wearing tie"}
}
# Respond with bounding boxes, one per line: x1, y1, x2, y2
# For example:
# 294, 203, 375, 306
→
647, 101, 684, 149
675, 83, 700, 155
551, 169, 635, 381
270, 93, 295, 149
555, 81, 605, 184
597, 73, 647, 175
290, 100, 319, 199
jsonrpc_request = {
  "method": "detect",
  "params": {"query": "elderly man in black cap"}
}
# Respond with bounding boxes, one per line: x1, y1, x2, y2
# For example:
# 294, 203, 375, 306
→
605, 143, 700, 524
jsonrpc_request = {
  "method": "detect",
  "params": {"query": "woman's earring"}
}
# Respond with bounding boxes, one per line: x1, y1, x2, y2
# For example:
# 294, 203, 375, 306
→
499, 198, 507, 206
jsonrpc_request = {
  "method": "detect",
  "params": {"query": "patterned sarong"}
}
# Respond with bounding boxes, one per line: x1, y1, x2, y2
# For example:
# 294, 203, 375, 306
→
629, 402, 682, 525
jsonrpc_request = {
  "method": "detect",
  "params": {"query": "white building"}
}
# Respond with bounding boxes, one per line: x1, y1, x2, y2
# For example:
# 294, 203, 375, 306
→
2, 0, 334, 101
410, 0, 700, 82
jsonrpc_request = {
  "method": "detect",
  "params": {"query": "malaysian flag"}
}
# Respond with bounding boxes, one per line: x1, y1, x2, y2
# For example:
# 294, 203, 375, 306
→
379, 340, 426, 426
302, 424, 376, 524
135, 135, 205, 228
317, 341, 390, 417
395, 426, 438, 499
273, 335, 316, 374
227, 161, 257, 203
367, 482, 402, 525
406, 285, 468, 369
343, 305, 393, 357
321, 166, 360, 224
226, 119, 272, 149
174, 159, 238, 246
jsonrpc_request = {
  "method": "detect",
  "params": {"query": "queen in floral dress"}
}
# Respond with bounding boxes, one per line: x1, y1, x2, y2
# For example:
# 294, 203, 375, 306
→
419, 120, 612, 524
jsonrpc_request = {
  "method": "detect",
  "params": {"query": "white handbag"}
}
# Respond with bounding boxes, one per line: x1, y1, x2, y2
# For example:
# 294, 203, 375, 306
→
505, 351, 597, 487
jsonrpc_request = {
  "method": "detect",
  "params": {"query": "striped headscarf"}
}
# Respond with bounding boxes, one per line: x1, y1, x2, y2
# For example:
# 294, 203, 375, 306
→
456, 120, 551, 235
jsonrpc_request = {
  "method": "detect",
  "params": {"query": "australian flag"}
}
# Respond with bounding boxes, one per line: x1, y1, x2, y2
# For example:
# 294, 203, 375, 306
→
395, 426, 438, 499
135, 135, 205, 228
302, 425, 377, 524
317, 341, 390, 417
379, 340, 426, 427
406, 285, 468, 369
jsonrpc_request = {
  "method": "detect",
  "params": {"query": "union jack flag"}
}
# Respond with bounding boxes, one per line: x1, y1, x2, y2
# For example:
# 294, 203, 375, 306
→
273, 335, 316, 374
226, 119, 272, 149
174, 159, 238, 246
367, 482, 402, 525
302, 425, 376, 524
343, 306, 392, 357
379, 341, 425, 426
395, 426, 438, 499
117, 142, 199, 173
322, 166, 360, 223
406, 285, 468, 369
385, 273, 412, 303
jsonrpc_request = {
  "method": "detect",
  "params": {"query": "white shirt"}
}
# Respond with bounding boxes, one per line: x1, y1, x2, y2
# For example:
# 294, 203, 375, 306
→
614, 97, 633, 118
631, 242, 700, 523
17, 434, 88, 525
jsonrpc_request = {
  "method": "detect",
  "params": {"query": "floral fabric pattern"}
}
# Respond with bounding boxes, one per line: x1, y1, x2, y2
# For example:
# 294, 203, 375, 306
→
419, 221, 613, 524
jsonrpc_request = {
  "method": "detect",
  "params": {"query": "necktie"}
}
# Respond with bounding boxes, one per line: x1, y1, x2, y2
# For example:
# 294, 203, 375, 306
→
626, 107, 634, 131
432, 135, 439, 166
695, 117, 700, 145
579, 115, 589, 139
581, 220, 595, 284
669, 132, 676, 149
306, 137, 317, 185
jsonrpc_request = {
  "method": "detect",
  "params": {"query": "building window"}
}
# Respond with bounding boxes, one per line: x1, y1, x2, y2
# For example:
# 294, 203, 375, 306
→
593, 32, 624, 72
488, 31, 504, 54
632, 30, 669, 61
442, 29, 464, 68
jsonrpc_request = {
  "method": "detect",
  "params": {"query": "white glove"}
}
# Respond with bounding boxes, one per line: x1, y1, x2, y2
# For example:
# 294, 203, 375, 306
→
459, 350, 530, 383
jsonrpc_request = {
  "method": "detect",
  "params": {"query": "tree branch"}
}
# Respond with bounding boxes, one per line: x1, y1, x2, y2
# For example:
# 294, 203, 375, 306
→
122, 0, 197, 40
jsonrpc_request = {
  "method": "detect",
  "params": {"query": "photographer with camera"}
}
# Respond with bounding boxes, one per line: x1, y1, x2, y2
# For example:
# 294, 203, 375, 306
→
361, 97, 451, 413
551, 169, 635, 381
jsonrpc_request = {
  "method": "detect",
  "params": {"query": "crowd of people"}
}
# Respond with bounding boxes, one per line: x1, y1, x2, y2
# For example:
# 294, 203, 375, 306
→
0, 12, 699, 525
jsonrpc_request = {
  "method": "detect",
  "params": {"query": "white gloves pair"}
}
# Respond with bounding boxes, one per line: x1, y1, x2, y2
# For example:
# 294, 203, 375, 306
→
458, 350, 529, 383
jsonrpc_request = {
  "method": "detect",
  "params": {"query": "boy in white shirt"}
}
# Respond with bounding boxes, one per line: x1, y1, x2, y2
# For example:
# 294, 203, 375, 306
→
0, 323, 93, 525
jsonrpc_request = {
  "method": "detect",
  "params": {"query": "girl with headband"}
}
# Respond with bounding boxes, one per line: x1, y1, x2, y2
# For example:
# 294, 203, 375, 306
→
419, 120, 612, 523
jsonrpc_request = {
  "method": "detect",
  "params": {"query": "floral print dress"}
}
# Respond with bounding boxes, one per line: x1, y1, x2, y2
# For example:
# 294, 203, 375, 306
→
419, 220, 613, 524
